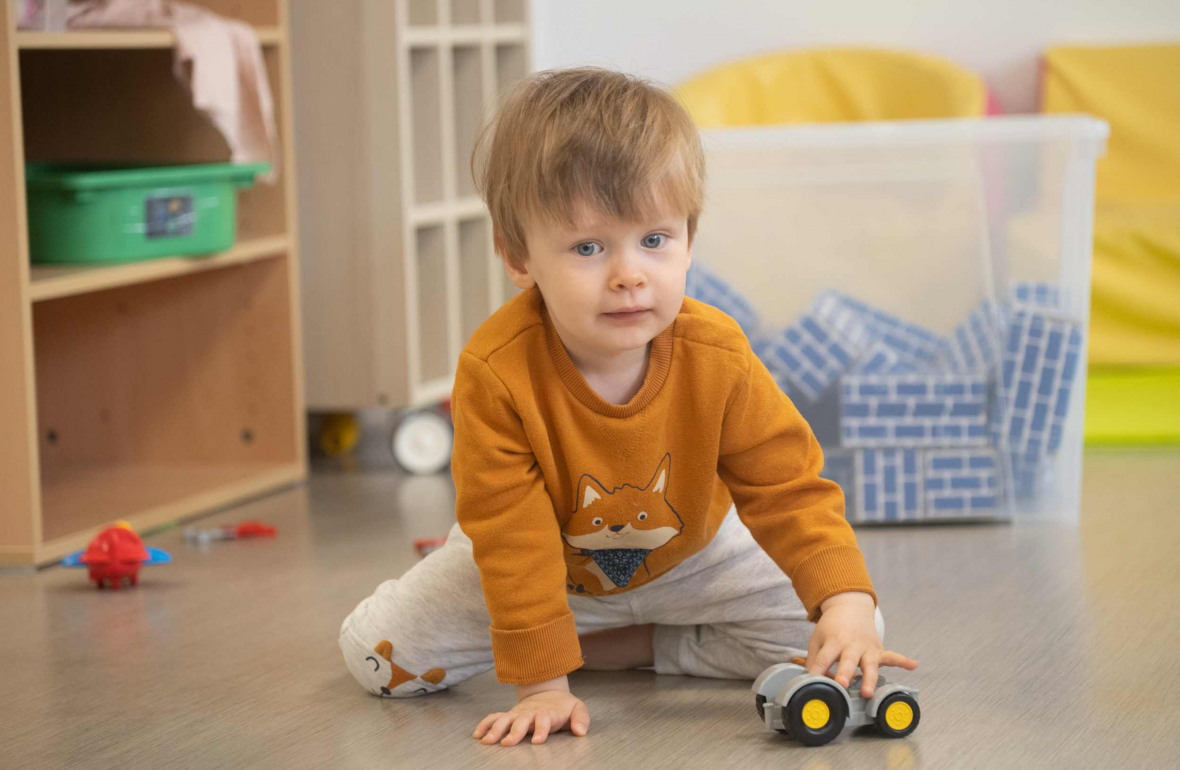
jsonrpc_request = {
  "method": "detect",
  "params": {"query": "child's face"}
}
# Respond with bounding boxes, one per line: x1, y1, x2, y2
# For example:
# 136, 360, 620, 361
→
507, 193, 692, 366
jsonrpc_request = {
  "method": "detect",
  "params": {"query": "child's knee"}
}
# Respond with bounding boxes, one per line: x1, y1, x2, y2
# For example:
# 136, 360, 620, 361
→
339, 622, 450, 698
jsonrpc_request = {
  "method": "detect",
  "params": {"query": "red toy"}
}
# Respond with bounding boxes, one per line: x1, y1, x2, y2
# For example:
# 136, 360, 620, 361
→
183, 519, 277, 545
60, 521, 172, 589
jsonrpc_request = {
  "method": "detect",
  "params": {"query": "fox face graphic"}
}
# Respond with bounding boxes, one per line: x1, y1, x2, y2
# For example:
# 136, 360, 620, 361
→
356, 640, 446, 698
562, 453, 683, 592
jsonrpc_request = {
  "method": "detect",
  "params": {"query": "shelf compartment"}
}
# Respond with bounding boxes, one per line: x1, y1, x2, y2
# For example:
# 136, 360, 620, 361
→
414, 224, 451, 383
458, 217, 491, 344
20, 46, 289, 241
34, 258, 299, 497
28, 235, 288, 302
450, 0, 482, 24
494, 0, 525, 23
408, 0, 439, 26
37, 460, 302, 562
495, 42, 527, 104
452, 45, 484, 198
409, 46, 444, 205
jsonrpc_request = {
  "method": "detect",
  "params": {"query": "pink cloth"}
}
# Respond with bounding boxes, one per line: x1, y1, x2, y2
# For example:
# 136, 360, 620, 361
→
68, 0, 279, 182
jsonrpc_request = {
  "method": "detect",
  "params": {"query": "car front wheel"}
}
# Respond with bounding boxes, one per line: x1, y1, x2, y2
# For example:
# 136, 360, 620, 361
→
875, 692, 920, 738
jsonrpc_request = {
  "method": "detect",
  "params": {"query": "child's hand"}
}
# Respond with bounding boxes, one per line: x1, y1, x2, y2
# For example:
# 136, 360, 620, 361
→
806, 591, 918, 698
473, 689, 590, 746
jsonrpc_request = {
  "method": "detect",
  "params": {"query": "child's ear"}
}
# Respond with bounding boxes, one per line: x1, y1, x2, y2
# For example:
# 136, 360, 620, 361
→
504, 258, 536, 290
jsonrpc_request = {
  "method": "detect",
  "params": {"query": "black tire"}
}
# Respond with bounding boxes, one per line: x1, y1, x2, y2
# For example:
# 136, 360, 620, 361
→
875, 692, 920, 738
786, 682, 847, 746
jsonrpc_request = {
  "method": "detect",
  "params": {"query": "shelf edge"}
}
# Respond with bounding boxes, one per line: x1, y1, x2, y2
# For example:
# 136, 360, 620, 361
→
15, 27, 284, 50
28, 235, 290, 302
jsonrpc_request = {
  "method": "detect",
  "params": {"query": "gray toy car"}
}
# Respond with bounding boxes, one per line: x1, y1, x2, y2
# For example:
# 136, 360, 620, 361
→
752, 659, 920, 746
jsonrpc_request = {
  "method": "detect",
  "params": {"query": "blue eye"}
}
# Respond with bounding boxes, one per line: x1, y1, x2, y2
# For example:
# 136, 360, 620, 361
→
642, 234, 665, 249
575, 242, 603, 257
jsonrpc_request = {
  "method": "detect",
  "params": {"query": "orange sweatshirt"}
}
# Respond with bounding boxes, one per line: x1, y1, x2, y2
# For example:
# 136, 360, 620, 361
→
451, 286, 877, 685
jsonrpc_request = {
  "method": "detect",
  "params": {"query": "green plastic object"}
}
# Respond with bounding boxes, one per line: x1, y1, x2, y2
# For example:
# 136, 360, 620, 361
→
24, 162, 270, 265
1084, 367, 1180, 446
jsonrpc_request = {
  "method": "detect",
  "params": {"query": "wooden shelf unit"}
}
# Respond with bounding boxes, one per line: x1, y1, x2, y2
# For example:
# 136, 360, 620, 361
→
0, 0, 307, 567
290, 0, 531, 412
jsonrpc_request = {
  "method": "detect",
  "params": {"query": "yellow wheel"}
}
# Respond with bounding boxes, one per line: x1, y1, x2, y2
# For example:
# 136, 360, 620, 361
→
786, 682, 846, 746
801, 698, 831, 730
318, 413, 360, 457
875, 692, 920, 738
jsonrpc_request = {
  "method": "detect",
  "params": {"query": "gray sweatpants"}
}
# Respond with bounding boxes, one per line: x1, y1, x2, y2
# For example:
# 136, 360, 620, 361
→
340, 506, 885, 697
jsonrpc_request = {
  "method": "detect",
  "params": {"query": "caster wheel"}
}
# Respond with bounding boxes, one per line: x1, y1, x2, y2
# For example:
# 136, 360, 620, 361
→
875, 692, 920, 738
392, 410, 454, 475
786, 682, 847, 746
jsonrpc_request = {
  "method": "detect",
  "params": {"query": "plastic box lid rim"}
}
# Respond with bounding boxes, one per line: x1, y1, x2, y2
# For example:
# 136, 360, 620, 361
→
699, 114, 1109, 154
24, 162, 272, 192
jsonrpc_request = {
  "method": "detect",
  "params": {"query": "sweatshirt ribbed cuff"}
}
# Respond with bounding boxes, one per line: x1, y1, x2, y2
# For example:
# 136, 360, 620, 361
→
790, 546, 878, 623
490, 611, 584, 685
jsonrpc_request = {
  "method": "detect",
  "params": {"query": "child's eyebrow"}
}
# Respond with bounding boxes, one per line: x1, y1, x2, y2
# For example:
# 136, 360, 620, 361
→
563, 217, 684, 238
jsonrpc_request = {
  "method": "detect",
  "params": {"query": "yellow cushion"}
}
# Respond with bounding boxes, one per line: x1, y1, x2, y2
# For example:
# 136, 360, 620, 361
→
1043, 45, 1180, 206
1042, 45, 1180, 368
677, 48, 987, 127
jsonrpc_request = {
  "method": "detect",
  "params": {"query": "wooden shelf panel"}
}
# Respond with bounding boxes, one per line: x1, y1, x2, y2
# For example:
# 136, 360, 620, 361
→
409, 196, 485, 226
36, 461, 303, 562
402, 23, 528, 47
15, 27, 283, 50
27, 235, 289, 302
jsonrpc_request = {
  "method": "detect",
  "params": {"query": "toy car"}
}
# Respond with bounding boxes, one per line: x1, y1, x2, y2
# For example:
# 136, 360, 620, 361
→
753, 658, 920, 746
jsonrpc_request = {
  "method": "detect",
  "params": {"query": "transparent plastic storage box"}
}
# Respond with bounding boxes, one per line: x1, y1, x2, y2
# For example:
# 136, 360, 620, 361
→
689, 116, 1108, 525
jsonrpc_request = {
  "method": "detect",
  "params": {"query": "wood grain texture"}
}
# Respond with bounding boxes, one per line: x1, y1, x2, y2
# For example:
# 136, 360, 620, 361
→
0, 0, 42, 550
2, 449, 1179, 768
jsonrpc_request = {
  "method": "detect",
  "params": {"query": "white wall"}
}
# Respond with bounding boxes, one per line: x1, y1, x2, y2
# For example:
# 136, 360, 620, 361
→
532, 0, 1180, 114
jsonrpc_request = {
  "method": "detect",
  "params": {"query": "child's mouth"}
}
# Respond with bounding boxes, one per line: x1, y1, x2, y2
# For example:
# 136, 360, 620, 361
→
603, 309, 649, 322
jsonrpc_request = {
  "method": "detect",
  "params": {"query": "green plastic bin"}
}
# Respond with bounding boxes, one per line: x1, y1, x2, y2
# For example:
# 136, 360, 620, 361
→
24, 162, 270, 265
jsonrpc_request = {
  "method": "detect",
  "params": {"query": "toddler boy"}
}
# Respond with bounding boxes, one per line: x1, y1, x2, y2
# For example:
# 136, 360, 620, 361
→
340, 66, 916, 747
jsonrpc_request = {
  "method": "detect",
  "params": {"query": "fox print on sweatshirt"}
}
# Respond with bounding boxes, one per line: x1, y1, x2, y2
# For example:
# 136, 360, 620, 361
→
563, 454, 683, 593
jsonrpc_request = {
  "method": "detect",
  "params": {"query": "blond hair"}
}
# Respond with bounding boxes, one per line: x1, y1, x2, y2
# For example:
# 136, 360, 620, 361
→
471, 67, 706, 270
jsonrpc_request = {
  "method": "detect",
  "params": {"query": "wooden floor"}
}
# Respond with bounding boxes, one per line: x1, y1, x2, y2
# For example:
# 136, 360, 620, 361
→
2, 448, 1179, 769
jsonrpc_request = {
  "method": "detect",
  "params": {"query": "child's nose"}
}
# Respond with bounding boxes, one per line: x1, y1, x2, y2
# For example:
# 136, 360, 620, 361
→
609, 250, 647, 290
609, 524, 625, 532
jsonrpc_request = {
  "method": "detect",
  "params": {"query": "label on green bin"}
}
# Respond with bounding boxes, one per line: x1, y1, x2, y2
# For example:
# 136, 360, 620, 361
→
146, 194, 195, 239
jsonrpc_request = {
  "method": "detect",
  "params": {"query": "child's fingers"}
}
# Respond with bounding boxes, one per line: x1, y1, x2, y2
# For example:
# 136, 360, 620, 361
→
481, 713, 515, 745
473, 712, 503, 738
500, 714, 534, 747
879, 650, 919, 670
833, 647, 862, 688
570, 700, 590, 736
531, 714, 551, 745
807, 643, 838, 678
860, 656, 880, 697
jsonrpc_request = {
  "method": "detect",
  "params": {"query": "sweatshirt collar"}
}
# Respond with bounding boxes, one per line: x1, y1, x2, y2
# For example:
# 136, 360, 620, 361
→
539, 294, 675, 418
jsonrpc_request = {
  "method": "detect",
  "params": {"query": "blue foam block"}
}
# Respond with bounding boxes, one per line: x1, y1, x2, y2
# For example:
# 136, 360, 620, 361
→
813, 290, 945, 372
685, 263, 761, 338
840, 374, 989, 448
